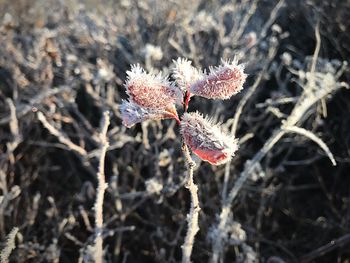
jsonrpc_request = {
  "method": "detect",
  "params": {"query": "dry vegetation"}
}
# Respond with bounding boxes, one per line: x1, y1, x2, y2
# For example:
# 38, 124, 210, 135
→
0, 0, 349, 262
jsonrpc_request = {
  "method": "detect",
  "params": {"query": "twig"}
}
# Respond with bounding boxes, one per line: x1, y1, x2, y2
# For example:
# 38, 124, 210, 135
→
259, 0, 285, 40
300, 233, 350, 263
232, 0, 258, 44
245, 0, 285, 52
222, 71, 265, 202
37, 111, 87, 156
93, 111, 110, 263
6, 99, 19, 139
211, 21, 345, 261
310, 21, 320, 75
282, 125, 336, 166
0, 227, 19, 263
211, 129, 285, 263
181, 143, 200, 263
5, 99, 21, 164
0, 86, 70, 126
222, 44, 277, 201
231, 70, 265, 138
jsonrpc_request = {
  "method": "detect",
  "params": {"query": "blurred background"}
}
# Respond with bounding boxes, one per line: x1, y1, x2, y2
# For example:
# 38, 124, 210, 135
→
0, 0, 349, 262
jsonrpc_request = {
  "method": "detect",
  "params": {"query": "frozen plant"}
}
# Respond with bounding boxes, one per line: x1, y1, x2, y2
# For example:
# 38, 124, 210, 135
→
120, 58, 246, 263
121, 58, 246, 164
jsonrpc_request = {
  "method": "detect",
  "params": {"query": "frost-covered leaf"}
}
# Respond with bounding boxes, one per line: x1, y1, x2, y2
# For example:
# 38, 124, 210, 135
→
181, 112, 238, 165
120, 100, 178, 128
125, 64, 182, 109
190, 59, 247, 100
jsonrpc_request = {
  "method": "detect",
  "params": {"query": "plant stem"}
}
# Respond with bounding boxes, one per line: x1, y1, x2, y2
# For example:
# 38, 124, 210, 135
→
184, 90, 191, 112
181, 143, 200, 263
94, 111, 110, 263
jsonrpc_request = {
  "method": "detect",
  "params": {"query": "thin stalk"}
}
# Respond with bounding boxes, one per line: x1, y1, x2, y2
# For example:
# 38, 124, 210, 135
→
181, 143, 200, 263
93, 111, 110, 263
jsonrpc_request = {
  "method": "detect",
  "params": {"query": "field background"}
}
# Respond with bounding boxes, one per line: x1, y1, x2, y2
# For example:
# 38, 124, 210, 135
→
0, 0, 349, 262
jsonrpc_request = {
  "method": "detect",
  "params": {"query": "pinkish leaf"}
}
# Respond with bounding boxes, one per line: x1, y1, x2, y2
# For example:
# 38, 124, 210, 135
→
120, 100, 178, 128
190, 59, 247, 100
125, 64, 182, 109
180, 112, 238, 165
172, 58, 203, 90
